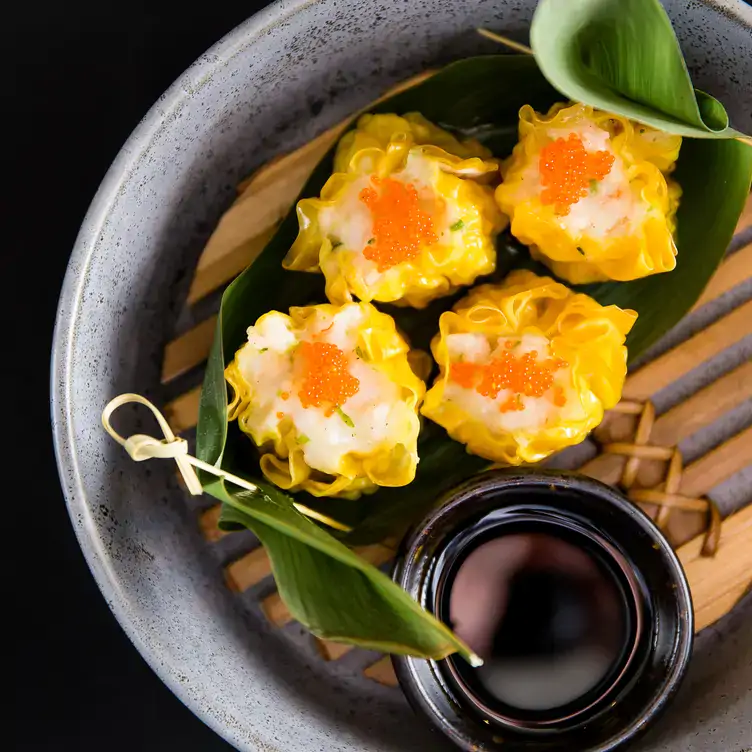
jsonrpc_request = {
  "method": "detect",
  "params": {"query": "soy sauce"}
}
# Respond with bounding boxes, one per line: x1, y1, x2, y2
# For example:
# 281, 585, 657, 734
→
444, 525, 635, 718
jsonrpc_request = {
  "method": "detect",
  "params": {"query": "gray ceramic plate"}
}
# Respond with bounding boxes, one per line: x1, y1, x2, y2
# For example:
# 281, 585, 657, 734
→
52, 1, 752, 750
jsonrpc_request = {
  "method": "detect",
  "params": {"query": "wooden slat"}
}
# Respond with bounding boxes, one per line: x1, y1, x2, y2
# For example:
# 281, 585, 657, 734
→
162, 316, 217, 383
199, 505, 226, 542
164, 386, 201, 434
691, 241, 752, 312
225, 546, 273, 592
185, 150, 326, 305
315, 639, 355, 661
678, 505, 752, 631
187, 229, 278, 305
735, 192, 752, 234
647, 360, 752, 446
622, 299, 752, 402
694, 586, 751, 633
679, 427, 752, 497
363, 656, 399, 687
261, 591, 289, 626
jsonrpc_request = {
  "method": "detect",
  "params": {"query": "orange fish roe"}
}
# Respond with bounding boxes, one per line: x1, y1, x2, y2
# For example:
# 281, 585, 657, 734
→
296, 341, 360, 414
553, 385, 567, 407
499, 394, 525, 414
449, 349, 568, 411
359, 176, 438, 271
539, 133, 614, 215
447, 361, 479, 390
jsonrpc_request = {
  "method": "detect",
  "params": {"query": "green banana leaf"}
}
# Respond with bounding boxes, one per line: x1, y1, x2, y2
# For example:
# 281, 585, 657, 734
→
209, 478, 475, 660
196, 48, 752, 658
530, 0, 749, 139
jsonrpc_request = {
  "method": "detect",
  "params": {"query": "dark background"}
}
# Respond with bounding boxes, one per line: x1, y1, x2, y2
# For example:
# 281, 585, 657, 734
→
9, 3, 271, 750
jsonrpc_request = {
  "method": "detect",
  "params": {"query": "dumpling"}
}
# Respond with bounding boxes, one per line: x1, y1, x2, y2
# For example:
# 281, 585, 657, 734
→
421, 270, 637, 465
225, 302, 425, 499
283, 113, 507, 308
496, 103, 682, 284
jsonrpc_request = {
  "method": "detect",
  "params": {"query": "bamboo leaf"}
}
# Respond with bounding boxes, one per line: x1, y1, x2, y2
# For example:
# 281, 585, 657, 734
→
530, 0, 748, 139
212, 478, 476, 661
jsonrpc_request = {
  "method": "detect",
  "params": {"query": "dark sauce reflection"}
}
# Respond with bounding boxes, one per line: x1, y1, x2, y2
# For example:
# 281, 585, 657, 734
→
449, 532, 628, 712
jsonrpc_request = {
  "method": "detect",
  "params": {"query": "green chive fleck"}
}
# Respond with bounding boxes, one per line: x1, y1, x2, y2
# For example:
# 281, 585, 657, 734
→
449, 219, 465, 232
355, 346, 366, 360
331, 241, 343, 250
589, 179, 598, 193
336, 407, 355, 428
297, 434, 310, 445
576, 246, 586, 255
367, 237, 375, 245
259, 347, 269, 353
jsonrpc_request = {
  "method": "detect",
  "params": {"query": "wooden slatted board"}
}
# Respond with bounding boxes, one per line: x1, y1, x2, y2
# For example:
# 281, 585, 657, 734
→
159, 89, 752, 688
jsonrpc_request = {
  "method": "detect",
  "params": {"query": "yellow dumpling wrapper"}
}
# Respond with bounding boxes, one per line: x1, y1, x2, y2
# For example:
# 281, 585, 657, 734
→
496, 103, 682, 284
283, 113, 507, 308
421, 270, 637, 465
225, 302, 425, 499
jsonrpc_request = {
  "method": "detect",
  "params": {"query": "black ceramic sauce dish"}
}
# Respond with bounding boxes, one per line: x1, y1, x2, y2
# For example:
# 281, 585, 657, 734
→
392, 469, 694, 752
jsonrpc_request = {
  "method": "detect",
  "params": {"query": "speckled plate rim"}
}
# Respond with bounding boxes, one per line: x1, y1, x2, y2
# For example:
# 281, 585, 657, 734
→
50, 1, 752, 750
49, 3, 342, 748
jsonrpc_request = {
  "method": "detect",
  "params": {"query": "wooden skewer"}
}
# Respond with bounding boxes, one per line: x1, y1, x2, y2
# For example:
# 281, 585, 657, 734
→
475, 28, 533, 55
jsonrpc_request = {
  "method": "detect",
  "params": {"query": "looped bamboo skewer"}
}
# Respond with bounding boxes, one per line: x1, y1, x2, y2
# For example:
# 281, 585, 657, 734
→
101, 393, 353, 533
